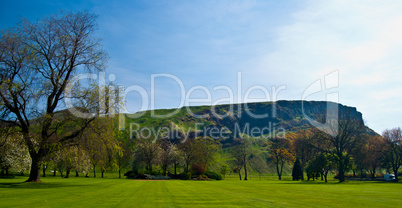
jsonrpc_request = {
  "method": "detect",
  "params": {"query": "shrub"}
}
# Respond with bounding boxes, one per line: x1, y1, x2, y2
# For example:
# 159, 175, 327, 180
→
136, 174, 148, 179
124, 170, 135, 177
334, 173, 354, 179
144, 170, 159, 175
187, 172, 192, 180
177, 172, 191, 180
145, 174, 170, 180
193, 175, 209, 181
374, 173, 384, 178
191, 163, 206, 176
0, 174, 15, 179
203, 170, 222, 180
124, 171, 137, 179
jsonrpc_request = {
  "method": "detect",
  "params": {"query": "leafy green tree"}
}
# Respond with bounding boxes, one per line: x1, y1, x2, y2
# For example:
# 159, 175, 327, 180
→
219, 164, 229, 179
135, 138, 161, 174
115, 138, 134, 178
0, 132, 31, 176
81, 117, 117, 178
230, 138, 253, 180
230, 154, 244, 180
315, 153, 335, 182
171, 145, 182, 176
179, 137, 221, 173
179, 137, 198, 173
159, 142, 176, 176
54, 146, 91, 178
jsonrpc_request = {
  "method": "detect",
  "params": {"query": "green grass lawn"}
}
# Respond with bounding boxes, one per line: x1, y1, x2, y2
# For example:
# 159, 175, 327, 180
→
1, 174, 401, 208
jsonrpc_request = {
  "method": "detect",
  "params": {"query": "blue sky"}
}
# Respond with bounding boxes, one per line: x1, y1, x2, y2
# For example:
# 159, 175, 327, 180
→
1, 0, 401, 133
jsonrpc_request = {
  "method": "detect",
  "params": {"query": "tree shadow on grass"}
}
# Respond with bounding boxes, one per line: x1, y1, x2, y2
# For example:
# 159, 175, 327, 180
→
279, 180, 402, 185
0, 181, 90, 189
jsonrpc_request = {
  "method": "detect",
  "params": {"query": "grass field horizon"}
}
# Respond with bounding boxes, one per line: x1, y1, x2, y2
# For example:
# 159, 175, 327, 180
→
1, 174, 401, 208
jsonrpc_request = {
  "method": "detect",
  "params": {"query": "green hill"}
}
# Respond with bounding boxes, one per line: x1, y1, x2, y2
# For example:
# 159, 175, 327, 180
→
121, 100, 374, 146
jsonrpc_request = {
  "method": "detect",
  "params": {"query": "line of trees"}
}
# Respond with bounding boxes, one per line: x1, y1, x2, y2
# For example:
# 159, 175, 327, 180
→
288, 125, 402, 182
130, 136, 221, 178
1, 116, 401, 182
223, 111, 401, 183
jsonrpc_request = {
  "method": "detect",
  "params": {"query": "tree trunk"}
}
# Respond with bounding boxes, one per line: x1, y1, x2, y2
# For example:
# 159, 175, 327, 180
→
185, 160, 189, 173
393, 168, 399, 182
93, 165, 96, 178
338, 159, 345, 182
26, 156, 42, 182
174, 163, 177, 176
371, 168, 376, 179
42, 165, 46, 177
119, 169, 121, 178
65, 169, 70, 178
53, 167, 57, 177
75, 170, 79, 177
148, 163, 153, 174
244, 162, 248, 180
239, 171, 242, 180
278, 162, 284, 180
101, 170, 104, 178
373, 167, 376, 178
324, 171, 328, 182
320, 172, 323, 181
276, 163, 281, 180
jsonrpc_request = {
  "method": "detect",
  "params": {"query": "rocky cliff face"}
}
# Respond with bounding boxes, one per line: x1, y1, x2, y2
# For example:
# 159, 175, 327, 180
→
125, 100, 371, 146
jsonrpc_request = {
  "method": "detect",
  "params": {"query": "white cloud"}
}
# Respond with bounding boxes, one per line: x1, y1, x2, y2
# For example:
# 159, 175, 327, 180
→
247, 0, 402, 132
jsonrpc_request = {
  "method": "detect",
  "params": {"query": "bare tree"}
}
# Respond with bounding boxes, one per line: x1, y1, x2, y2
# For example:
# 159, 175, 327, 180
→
309, 109, 365, 182
382, 127, 402, 182
366, 135, 385, 178
0, 11, 107, 182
